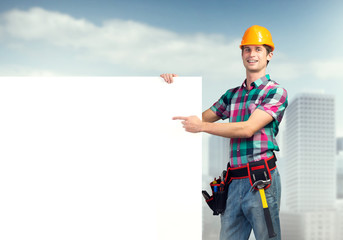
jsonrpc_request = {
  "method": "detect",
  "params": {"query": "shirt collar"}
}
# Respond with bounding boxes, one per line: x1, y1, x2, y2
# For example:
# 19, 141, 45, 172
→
242, 74, 270, 89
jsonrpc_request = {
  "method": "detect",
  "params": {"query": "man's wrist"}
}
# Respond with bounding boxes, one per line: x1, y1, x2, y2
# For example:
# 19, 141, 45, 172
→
201, 121, 209, 133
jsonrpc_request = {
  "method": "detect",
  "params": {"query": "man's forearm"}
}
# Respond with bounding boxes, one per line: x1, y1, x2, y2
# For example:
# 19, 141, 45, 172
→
201, 121, 253, 139
202, 108, 221, 123
174, 109, 273, 138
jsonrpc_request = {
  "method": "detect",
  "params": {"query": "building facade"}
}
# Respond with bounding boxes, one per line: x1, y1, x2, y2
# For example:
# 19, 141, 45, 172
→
284, 93, 336, 211
337, 153, 343, 199
208, 135, 230, 177
282, 93, 337, 239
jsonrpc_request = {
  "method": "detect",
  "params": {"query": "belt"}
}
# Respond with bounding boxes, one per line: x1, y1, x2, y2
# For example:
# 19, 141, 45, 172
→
228, 154, 277, 179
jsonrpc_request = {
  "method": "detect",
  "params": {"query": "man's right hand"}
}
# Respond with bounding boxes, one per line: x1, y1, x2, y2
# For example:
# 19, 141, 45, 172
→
160, 73, 178, 84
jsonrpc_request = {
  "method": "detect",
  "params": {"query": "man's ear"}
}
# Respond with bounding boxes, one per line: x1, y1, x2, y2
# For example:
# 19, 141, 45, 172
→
267, 52, 273, 61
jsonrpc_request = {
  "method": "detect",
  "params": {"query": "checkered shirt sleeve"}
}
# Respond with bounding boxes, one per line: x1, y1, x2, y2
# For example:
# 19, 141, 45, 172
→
256, 86, 288, 124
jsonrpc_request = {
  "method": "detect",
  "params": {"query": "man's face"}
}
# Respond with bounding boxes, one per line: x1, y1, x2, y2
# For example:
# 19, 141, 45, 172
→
241, 45, 273, 73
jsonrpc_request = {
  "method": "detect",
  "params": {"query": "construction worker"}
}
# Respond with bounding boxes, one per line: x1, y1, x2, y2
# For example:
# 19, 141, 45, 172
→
160, 25, 287, 240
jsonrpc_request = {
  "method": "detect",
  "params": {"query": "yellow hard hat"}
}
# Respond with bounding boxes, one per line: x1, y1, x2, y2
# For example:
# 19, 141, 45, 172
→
240, 25, 275, 51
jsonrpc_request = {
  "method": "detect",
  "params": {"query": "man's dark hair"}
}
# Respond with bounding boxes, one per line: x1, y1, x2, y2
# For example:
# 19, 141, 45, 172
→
263, 45, 272, 66
263, 44, 272, 55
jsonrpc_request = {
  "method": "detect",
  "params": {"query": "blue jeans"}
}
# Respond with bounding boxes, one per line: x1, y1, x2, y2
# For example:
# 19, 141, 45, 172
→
220, 168, 281, 240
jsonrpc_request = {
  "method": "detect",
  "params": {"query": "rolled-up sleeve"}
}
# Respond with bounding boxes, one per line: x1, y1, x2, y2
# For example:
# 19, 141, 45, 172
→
256, 87, 288, 124
210, 95, 227, 120
210, 88, 234, 120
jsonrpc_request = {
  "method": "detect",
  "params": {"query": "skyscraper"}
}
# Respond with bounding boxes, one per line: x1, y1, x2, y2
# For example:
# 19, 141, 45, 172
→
208, 135, 230, 177
337, 153, 343, 199
337, 137, 343, 154
284, 93, 336, 211
337, 137, 343, 199
282, 93, 337, 239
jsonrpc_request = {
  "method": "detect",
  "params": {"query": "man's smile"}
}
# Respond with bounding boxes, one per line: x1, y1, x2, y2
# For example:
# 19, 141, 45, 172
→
247, 59, 258, 63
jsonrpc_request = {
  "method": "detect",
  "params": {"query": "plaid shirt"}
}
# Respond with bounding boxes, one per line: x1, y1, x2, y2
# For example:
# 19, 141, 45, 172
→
210, 74, 288, 167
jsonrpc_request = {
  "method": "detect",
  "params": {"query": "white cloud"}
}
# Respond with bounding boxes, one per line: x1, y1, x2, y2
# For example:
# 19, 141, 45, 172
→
1, 7, 308, 84
1, 8, 98, 44
269, 62, 302, 82
0, 64, 58, 76
310, 58, 343, 81
3, 7, 333, 98
0, 7, 243, 79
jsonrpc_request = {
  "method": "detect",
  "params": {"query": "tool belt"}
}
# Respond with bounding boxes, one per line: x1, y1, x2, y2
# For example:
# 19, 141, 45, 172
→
202, 154, 277, 215
202, 170, 228, 215
229, 154, 276, 190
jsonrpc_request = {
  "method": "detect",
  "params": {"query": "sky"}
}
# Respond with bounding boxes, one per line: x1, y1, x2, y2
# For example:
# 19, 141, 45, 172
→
1, 0, 343, 136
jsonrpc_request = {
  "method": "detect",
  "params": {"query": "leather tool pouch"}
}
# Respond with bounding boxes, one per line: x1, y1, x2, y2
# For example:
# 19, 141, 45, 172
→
202, 170, 230, 215
247, 159, 272, 190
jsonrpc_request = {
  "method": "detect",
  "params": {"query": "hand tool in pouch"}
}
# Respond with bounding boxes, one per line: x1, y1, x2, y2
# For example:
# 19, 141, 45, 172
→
248, 159, 277, 238
250, 179, 276, 238
202, 170, 229, 215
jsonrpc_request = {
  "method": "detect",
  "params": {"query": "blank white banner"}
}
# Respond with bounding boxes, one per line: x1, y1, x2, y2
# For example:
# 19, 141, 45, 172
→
0, 77, 202, 240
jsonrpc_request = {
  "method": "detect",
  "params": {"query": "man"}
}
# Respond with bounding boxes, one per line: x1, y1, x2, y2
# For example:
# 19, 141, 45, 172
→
161, 25, 287, 240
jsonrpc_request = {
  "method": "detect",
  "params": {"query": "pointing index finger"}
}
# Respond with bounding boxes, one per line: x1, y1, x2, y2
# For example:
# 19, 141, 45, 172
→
172, 116, 188, 121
